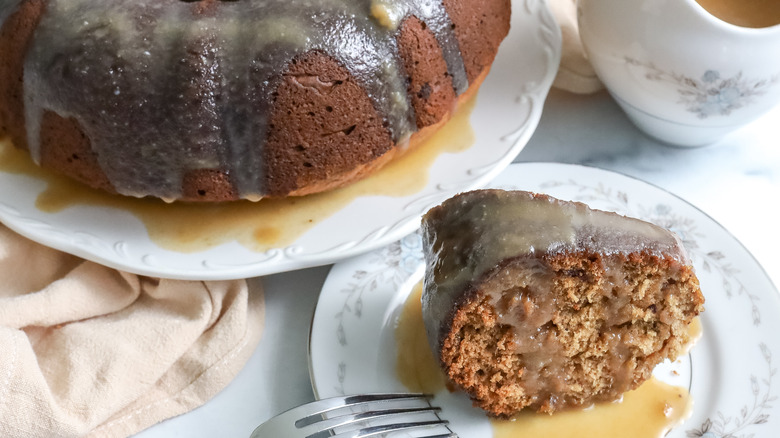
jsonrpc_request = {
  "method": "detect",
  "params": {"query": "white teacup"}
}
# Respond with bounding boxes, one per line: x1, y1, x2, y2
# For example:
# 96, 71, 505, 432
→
578, 0, 780, 147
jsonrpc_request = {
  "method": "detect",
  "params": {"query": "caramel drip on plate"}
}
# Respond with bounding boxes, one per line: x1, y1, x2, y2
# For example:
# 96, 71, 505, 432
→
396, 281, 447, 394
684, 317, 703, 354
491, 378, 692, 438
0, 96, 475, 253
395, 280, 696, 438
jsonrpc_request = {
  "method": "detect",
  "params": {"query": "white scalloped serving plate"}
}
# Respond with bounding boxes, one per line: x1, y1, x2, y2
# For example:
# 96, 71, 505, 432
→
0, 0, 560, 280
310, 163, 780, 438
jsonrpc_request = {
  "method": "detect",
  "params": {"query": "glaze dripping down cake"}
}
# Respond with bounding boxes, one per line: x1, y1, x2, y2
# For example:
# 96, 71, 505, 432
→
421, 189, 704, 416
0, 0, 510, 201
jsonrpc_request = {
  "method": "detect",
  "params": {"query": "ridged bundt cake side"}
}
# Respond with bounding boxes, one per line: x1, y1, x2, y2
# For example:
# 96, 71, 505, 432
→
421, 190, 705, 416
0, 0, 510, 201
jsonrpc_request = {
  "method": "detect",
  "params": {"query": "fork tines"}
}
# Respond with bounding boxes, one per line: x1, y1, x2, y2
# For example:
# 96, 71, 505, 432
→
298, 393, 456, 438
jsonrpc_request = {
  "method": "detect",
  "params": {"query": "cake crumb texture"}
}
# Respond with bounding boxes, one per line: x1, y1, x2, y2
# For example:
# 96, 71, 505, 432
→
442, 251, 703, 416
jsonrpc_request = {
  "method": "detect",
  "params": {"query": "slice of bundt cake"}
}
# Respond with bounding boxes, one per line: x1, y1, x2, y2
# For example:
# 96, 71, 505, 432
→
421, 189, 704, 416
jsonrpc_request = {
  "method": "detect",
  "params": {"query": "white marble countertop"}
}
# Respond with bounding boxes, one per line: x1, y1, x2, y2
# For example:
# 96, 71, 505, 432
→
136, 87, 780, 437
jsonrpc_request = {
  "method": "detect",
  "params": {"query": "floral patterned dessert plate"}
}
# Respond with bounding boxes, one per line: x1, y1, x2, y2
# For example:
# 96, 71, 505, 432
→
308, 162, 780, 437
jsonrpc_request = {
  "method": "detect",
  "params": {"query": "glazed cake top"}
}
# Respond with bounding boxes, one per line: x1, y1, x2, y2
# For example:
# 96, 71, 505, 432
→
423, 189, 688, 279
1, 0, 468, 199
420, 189, 691, 355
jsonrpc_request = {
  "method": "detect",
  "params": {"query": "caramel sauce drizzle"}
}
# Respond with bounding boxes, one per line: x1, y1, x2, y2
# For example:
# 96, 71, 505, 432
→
0, 96, 475, 252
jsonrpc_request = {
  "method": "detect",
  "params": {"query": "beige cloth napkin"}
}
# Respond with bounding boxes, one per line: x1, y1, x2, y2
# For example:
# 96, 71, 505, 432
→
0, 224, 265, 437
549, 0, 604, 94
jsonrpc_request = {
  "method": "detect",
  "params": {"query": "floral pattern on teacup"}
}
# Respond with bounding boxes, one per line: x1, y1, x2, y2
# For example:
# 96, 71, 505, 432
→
626, 57, 780, 119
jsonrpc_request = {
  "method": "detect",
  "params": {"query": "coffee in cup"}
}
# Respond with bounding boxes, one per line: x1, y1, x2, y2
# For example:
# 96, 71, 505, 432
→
695, 0, 780, 29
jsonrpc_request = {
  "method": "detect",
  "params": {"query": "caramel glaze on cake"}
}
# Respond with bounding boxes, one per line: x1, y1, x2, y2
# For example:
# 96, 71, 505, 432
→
421, 190, 704, 417
0, 0, 509, 201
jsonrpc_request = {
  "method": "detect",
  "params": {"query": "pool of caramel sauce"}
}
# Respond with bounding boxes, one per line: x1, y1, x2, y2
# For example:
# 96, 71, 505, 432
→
395, 282, 697, 437
0, 98, 475, 253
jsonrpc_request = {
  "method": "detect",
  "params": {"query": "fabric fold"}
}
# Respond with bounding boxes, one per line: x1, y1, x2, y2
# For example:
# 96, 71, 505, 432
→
0, 225, 265, 438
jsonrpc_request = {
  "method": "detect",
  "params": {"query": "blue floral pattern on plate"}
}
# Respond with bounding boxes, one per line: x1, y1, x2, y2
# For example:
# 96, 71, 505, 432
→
310, 163, 780, 437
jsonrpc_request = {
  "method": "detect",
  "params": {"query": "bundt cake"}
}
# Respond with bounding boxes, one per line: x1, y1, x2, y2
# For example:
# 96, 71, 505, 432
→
421, 189, 704, 417
0, 0, 510, 202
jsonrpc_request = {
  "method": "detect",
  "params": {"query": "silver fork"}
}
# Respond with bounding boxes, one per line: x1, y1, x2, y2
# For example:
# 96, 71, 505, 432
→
249, 393, 457, 438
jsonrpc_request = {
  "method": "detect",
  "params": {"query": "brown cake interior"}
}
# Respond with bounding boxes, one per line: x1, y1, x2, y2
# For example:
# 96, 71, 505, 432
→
441, 250, 703, 417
